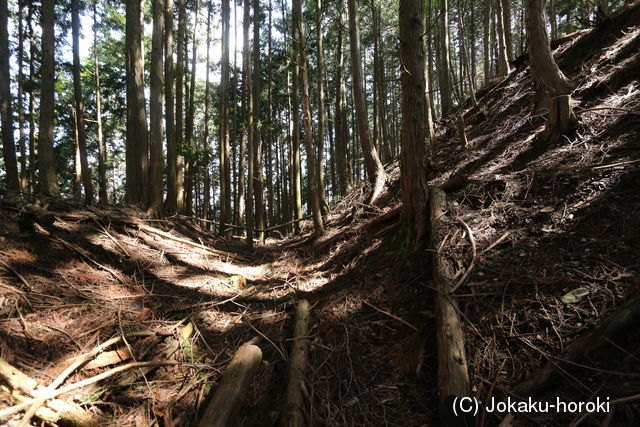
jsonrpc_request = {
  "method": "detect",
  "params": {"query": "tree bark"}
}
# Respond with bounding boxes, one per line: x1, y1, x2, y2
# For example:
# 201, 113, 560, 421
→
291, 0, 303, 232
502, 0, 513, 61
495, 0, 511, 76
220, 0, 232, 235
282, 300, 310, 427
526, 0, 577, 141
203, 0, 213, 227
245, 0, 255, 247
38, 0, 59, 197
175, 0, 186, 213
400, 0, 430, 250
126, 0, 149, 205
347, 0, 386, 205
334, 0, 350, 196
94, 1, 108, 204
0, 0, 19, 197
315, 0, 328, 213
295, 0, 325, 236
438, 0, 453, 115
27, 1, 36, 193
148, 0, 165, 218
165, 0, 177, 213
185, 0, 200, 216
253, 0, 266, 244
17, 0, 27, 193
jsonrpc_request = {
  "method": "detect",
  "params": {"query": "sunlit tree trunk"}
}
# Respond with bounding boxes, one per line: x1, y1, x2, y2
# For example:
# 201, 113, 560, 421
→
175, 0, 186, 213
347, 0, 386, 204
71, 0, 94, 205
495, 0, 511, 76
253, 0, 266, 243
94, 1, 108, 204
185, 0, 200, 216
220, 0, 232, 235
316, 0, 328, 214
126, 0, 149, 204
0, 0, 19, 197
294, 0, 324, 236
165, 0, 177, 213
334, 0, 350, 196
148, 0, 165, 218
245, 0, 255, 246
38, 0, 59, 197
203, 0, 212, 228
291, 0, 303, 232
17, 0, 27, 193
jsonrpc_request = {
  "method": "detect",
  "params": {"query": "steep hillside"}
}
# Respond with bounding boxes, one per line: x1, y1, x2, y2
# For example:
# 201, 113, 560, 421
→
1, 3, 639, 426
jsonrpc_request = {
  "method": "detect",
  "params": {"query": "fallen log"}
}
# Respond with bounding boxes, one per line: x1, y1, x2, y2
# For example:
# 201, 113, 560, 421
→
514, 295, 640, 396
282, 300, 311, 427
198, 340, 263, 427
430, 188, 472, 426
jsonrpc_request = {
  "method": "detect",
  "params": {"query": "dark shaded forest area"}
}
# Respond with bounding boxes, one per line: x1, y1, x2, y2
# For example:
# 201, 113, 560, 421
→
1, 0, 639, 425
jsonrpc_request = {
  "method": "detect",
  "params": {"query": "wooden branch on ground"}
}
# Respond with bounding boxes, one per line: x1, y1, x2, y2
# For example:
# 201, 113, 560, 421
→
357, 207, 401, 233
197, 340, 263, 427
258, 215, 313, 234
430, 188, 471, 425
0, 357, 97, 426
282, 300, 311, 427
0, 360, 178, 420
514, 296, 640, 396
0, 256, 32, 291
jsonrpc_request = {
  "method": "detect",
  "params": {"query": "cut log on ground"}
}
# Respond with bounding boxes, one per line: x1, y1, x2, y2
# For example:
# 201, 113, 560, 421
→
430, 188, 472, 426
282, 299, 311, 427
198, 340, 263, 427
514, 295, 640, 396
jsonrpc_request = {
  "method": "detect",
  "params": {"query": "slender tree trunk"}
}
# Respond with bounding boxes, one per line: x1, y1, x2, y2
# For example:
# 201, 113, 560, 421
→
126, 0, 149, 204
73, 107, 82, 198
400, 0, 430, 250
27, 1, 35, 193
549, 0, 557, 39
38, 0, 58, 197
483, 0, 491, 83
457, 0, 477, 106
245, 0, 255, 246
294, 0, 324, 236
347, 0, 386, 204
165, 0, 177, 213
253, 0, 266, 243
334, 0, 350, 196
17, 0, 27, 193
175, 0, 186, 213
237, 0, 248, 229
290, 0, 303, 233
438, 0, 453, 115
71, 0, 94, 205
185, 0, 200, 216
220, 0, 232, 235
0, 0, 19, 196
203, 0, 213, 227
495, 0, 511, 76
316, 0, 328, 214
267, 0, 275, 227
94, 1, 107, 204
148, 0, 165, 218
502, 0, 513, 61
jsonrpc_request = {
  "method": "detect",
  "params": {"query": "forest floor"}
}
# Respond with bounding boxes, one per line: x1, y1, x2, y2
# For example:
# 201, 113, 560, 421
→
2, 3, 640, 427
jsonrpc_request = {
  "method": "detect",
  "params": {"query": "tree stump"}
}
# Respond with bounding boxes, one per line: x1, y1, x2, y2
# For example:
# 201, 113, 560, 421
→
542, 94, 578, 142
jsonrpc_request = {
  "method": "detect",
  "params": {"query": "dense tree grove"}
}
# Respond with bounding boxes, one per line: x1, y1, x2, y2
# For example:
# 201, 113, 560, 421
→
0, 0, 626, 239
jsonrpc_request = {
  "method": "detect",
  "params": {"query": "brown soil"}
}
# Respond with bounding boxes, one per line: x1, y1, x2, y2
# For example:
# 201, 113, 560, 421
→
1, 3, 640, 426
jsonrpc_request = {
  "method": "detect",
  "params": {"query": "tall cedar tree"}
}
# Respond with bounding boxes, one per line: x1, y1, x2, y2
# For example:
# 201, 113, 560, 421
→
400, 0, 430, 249
253, 0, 266, 243
347, 0, 386, 205
148, 0, 165, 218
94, 0, 108, 203
0, 0, 19, 196
72, 0, 94, 205
38, 0, 59, 197
220, 0, 232, 235
165, 0, 177, 213
126, 0, 149, 204
294, 0, 324, 236
245, 0, 255, 247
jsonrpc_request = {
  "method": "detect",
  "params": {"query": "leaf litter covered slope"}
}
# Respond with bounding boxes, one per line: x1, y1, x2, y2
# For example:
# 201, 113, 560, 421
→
1, 4, 640, 426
